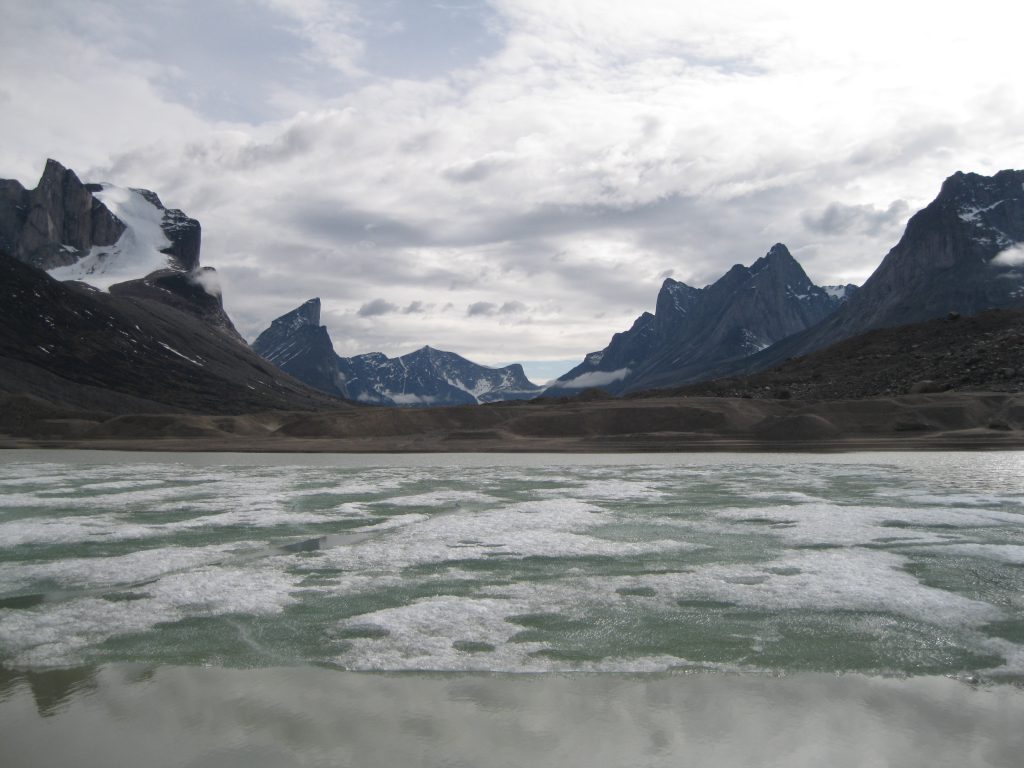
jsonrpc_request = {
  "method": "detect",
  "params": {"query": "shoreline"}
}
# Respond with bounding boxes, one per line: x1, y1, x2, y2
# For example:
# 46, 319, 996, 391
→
2, 391, 1023, 454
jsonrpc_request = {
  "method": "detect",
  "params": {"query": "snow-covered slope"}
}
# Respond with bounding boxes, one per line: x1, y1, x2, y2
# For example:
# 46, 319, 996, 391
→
1, 159, 204, 291
339, 345, 542, 406
48, 185, 173, 289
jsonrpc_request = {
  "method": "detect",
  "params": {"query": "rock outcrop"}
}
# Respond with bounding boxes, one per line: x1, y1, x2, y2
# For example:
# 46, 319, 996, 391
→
0, 159, 125, 270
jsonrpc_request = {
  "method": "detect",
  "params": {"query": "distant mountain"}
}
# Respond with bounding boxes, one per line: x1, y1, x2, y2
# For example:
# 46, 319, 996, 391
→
548, 244, 855, 395
253, 300, 543, 406
715, 168, 1024, 379
338, 346, 542, 406
251, 298, 347, 397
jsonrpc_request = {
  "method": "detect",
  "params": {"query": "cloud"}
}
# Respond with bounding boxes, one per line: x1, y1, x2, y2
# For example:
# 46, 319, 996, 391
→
992, 244, 1024, 267
358, 298, 398, 316
5, 1, 1024, 371
189, 267, 222, 297
259, 0, 366, 77
556, 368, 630, 389
802, 200, 910, 237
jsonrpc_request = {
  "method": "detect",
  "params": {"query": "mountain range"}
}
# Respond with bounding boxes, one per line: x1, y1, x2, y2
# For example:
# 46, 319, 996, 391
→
1, 158, 1022, 427
252, 299, 543, 406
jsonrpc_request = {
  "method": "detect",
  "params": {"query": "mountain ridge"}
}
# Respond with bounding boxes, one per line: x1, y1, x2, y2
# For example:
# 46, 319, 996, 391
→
253, 300, 543, 406
548, 243, 856, 395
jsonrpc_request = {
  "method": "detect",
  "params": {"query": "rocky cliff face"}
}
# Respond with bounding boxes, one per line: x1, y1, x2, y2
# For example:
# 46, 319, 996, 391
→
129, 187, 202, 272
0, 159, 125, 270
718, 169, 1024, 380
252, 299, 347, 398
254, 300, 543, 406
832, 169, 1024, 336
549, 244, 854, 394
1, 159, 203, 284
0, 159, 240, 342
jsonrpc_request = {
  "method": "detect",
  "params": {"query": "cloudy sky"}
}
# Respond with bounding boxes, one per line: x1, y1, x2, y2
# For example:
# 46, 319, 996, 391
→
2, 0, 1022, 381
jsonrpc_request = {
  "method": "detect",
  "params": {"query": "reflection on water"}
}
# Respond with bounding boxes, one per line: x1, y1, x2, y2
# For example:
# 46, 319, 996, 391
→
0, 665, 98, 717
1, 665, 1023, 768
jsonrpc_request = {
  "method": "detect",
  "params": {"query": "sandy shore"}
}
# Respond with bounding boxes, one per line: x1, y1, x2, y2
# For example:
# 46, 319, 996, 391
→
2, 392, 1023, 453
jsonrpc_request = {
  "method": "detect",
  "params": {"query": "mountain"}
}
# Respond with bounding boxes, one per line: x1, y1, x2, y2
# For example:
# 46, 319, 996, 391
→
0, 159, 124, 271
548, 244, 855, 395
0, 159, 243, 337
715, 168, 1024, 379
0, 250, 344, 420
253, 300, 543, 406
251, 298, 346, 397
338, 346, 541, 406
1, 159, 201, 285
661, 308, 1024, 401
0, 160, 345, 422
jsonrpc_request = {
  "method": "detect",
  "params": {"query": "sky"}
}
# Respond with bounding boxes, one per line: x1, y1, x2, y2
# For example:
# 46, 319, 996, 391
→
2, 0, 1023, 382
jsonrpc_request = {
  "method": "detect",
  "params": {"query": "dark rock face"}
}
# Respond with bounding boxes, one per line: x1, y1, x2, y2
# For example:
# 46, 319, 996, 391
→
0, 250, 343, 415
832, 169, 1024, 336
253, 300, 543, 406
131, 187, 202, 271
721, 169, 1024, 380
0, 159, 125, 270
1, 160, 202, 275
550, 244, 853, 395
252, 299, 347, 398
664, 308, 1024, 401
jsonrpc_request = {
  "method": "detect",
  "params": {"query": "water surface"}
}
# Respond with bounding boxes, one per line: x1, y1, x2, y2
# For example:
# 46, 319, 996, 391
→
1, 450, 1022, 765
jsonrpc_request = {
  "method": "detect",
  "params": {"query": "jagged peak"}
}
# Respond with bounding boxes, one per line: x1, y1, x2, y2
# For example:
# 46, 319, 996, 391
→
37, 158, 82, 191
750, 243, 797, 273
273, 297, 321, 329
660, 276, 694, 291
766, 243, 793, 260
937, 168, 1024, 205
42, 158, 68, 177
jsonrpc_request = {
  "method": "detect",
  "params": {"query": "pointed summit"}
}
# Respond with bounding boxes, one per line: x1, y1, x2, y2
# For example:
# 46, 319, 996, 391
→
272, 297, 321, 330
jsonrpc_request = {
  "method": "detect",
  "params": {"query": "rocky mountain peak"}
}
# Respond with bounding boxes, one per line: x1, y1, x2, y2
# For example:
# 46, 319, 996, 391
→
274, 297, 322, 330
0, 159, 125, 270
1, 159, 207, 284
550, 242, 849, 395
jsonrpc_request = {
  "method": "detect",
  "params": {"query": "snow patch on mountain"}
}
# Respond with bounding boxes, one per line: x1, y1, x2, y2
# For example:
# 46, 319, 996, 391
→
47, 185, 175, 290
992, 244, 1024, 268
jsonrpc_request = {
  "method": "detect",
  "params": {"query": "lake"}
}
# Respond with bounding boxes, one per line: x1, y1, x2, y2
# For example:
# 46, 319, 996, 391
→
1, 450, 1023, 766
